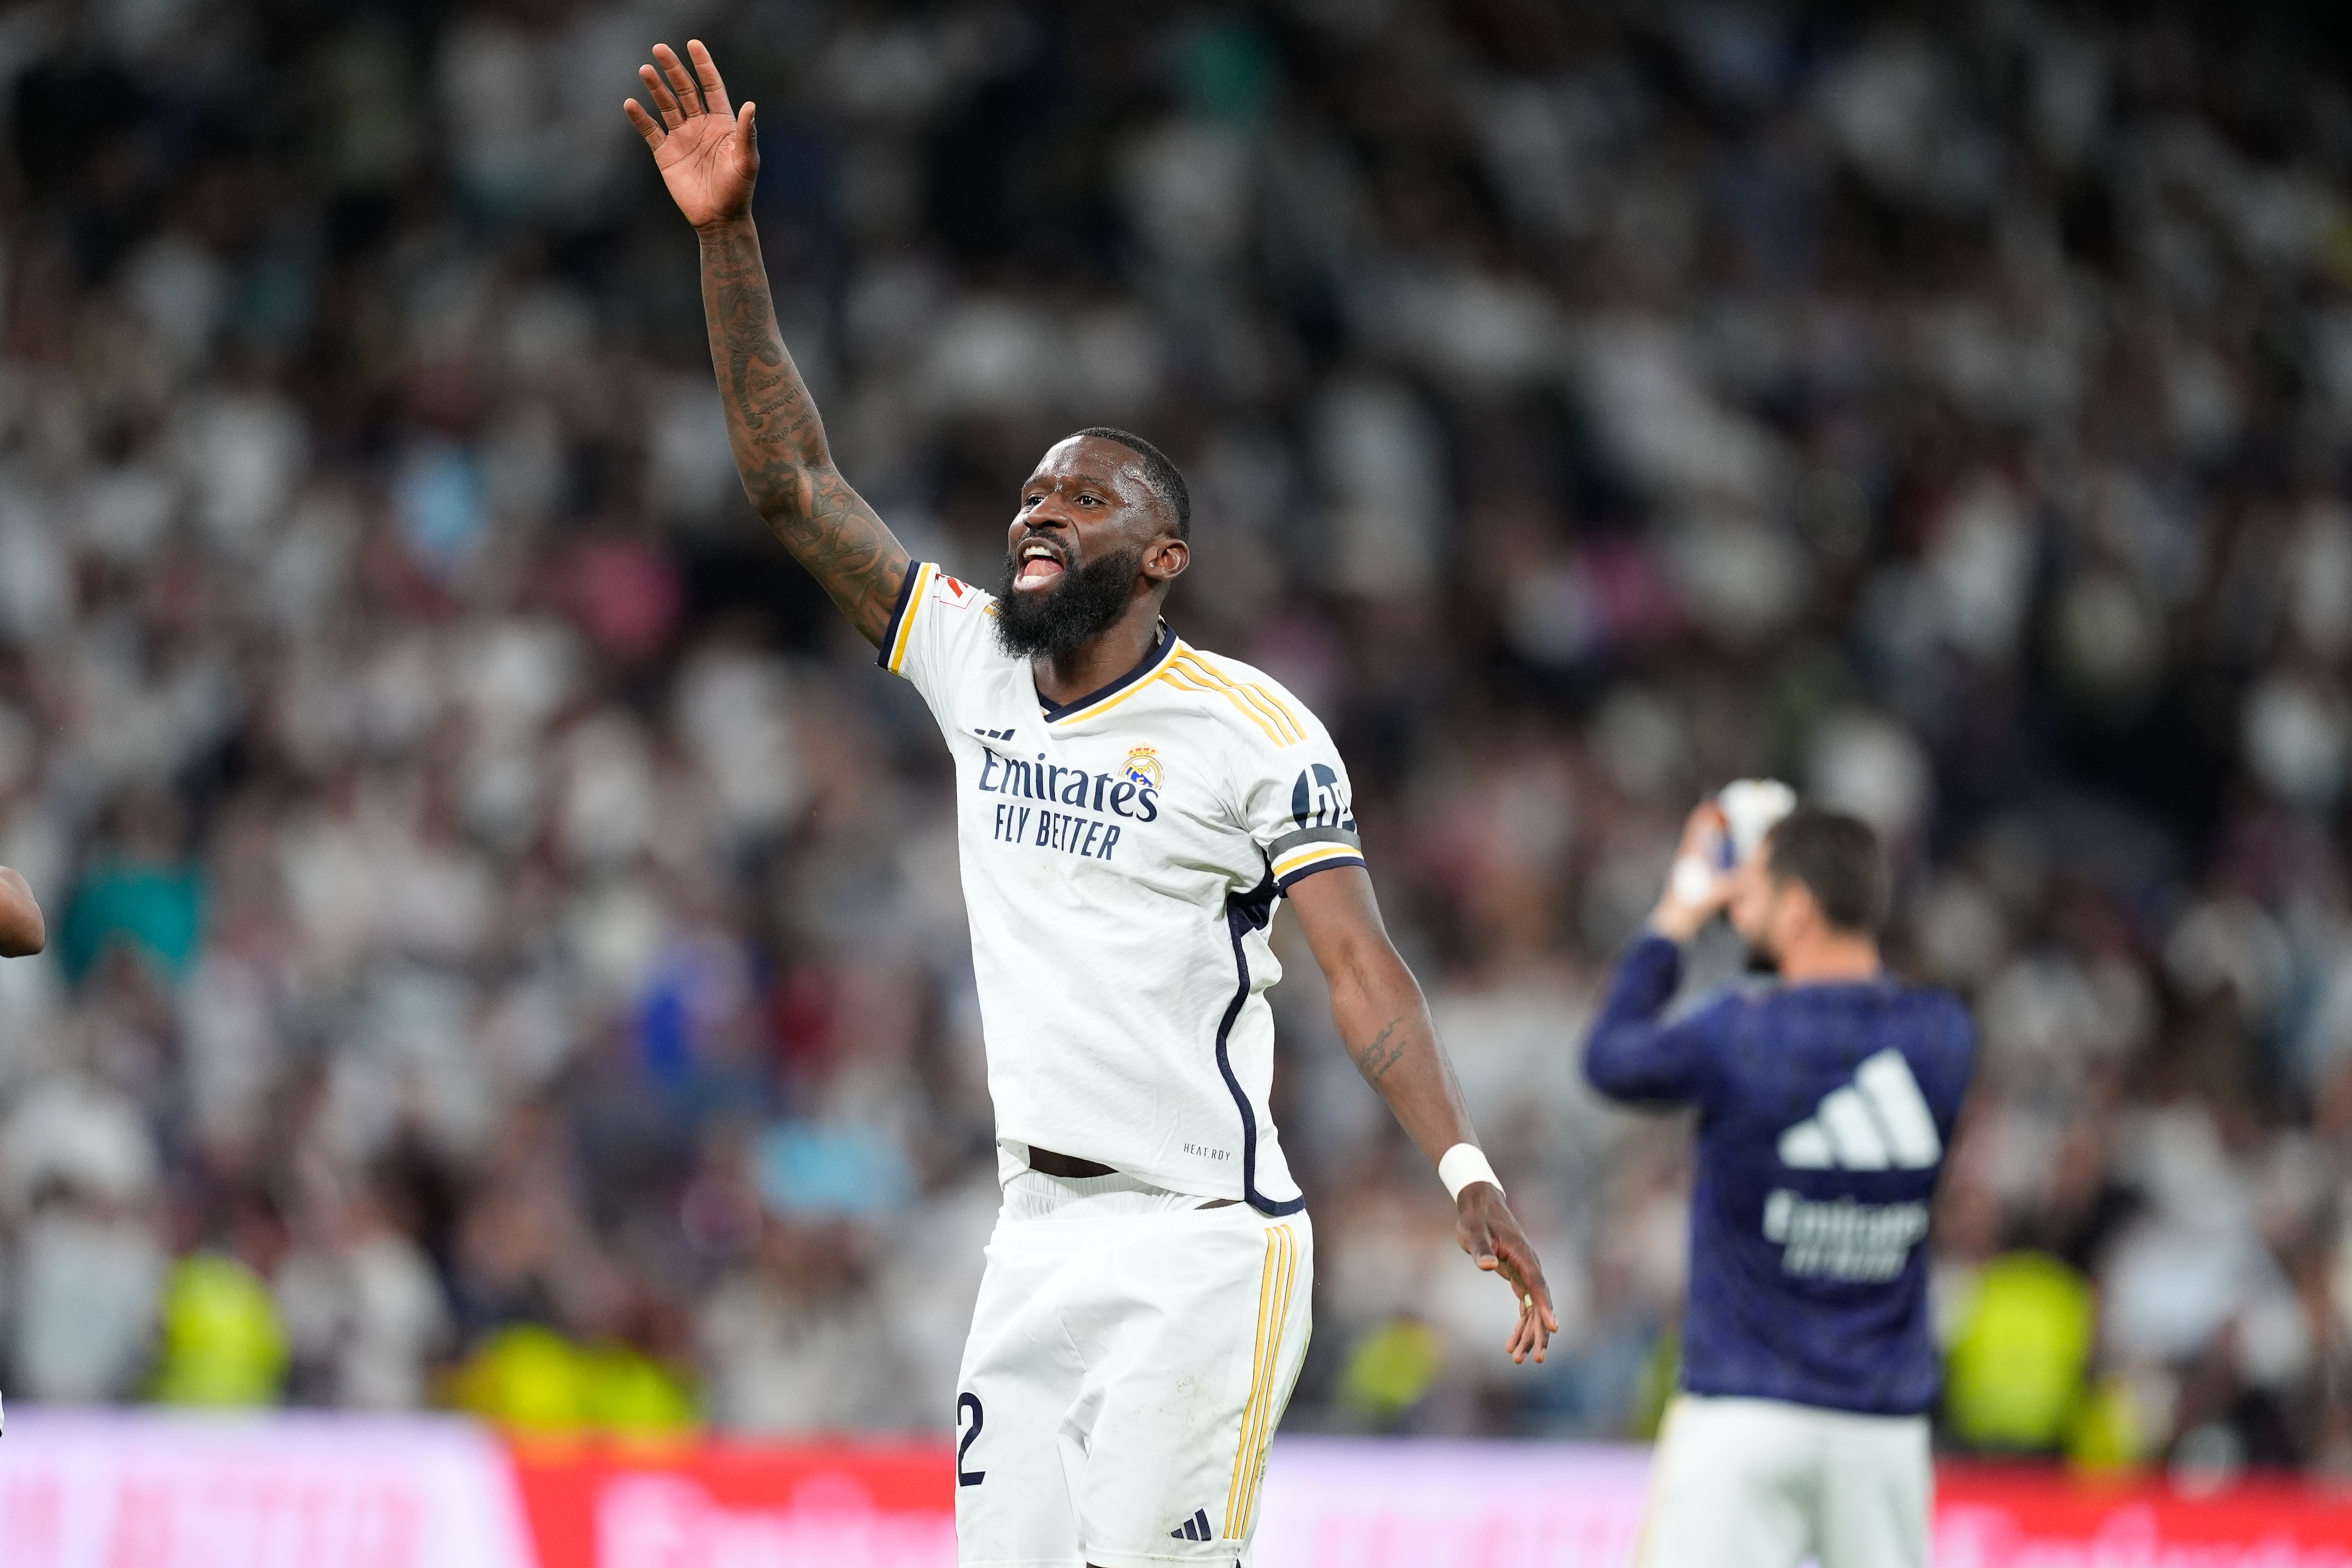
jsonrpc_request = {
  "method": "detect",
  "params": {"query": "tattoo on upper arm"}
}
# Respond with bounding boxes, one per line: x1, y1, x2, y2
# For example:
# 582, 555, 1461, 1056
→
699, 222, 906, 641
1355, 1015, 1411, 1083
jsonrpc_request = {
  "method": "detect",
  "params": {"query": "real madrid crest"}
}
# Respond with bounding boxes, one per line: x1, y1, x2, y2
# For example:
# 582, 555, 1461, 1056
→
1122, 746, 1164, 790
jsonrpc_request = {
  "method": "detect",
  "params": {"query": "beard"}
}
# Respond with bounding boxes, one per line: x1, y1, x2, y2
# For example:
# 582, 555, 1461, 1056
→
993, 541, 1144, 661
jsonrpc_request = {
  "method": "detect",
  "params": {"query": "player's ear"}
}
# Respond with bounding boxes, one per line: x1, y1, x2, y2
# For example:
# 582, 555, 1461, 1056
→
1786, 879, 1826, 941
1143, 534, 1189, 587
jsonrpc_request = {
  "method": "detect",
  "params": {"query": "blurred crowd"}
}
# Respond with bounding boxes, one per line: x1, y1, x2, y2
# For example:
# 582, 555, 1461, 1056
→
0, 0, 2350, 1476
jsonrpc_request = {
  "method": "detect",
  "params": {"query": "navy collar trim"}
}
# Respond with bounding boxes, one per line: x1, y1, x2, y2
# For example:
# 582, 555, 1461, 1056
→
1036, 621, 1177, 723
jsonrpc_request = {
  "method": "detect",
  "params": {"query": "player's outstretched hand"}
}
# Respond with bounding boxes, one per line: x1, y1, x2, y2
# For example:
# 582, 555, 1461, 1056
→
1650, 797, 1732, 942
1457, 1183, 1559, 1364
0, 867, 43, 958
624, 40, 757, 231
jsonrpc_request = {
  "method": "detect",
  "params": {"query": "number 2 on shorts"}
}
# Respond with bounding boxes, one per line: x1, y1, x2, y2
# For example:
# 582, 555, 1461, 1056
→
956, 1391, 986, 1486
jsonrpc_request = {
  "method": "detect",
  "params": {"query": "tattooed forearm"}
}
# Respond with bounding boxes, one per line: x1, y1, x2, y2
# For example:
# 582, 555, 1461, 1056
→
1288, 868, 1486, 1173
1354, 1015, 1412, 1083
697, 215, 908, 645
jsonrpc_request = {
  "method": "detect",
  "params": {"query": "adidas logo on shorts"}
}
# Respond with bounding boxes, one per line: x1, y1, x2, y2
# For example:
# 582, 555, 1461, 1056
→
1171, 1506, 1214, 1541
1776, 1048, 1942, 1170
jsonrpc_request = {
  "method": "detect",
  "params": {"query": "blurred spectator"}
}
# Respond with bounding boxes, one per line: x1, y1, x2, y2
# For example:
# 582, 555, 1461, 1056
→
6, 1184, 166, 1403
277, 1183, 451, 1410
698, 1215, 914, 1433
446, 1322, 696, 1440
56, 794, 205, 985
1942, 1252, 2097, 1453
151, 1253, 288, 1408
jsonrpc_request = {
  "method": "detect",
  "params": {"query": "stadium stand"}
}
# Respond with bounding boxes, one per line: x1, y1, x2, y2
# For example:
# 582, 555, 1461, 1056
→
0, 0, 2348, 1480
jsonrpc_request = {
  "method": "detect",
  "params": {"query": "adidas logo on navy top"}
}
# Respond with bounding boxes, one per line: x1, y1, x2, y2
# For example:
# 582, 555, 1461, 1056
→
1171, 1506, 1214, 1541
1777, 1048, 1942, 1170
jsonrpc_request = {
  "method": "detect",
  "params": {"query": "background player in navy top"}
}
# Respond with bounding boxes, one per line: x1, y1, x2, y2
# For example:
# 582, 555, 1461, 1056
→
1585, 804, 1973, 1568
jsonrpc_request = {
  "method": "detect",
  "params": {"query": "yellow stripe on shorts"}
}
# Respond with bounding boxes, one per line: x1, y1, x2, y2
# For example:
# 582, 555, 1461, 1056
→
1224, 1223, 1300, 1539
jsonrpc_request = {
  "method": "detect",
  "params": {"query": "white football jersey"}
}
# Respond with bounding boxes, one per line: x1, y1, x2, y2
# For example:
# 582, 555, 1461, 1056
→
881, 561, 1365, 1211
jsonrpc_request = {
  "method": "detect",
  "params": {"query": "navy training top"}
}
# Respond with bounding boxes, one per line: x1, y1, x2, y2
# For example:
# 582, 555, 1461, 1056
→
1583, 933, 1975, 1417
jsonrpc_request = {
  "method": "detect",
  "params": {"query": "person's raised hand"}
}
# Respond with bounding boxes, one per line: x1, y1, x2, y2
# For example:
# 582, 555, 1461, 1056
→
625, 40, 757, 231
1456, 1183, 1559, 1364
1650, 797, 1731, 942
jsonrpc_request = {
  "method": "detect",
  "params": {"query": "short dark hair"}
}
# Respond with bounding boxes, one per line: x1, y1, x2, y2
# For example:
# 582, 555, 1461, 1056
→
1764, 809, 1888, 934
1070, 426, 1190, 539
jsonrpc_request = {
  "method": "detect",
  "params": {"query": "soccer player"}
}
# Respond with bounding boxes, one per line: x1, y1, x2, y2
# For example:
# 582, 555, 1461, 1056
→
625, 42, 1556, 1566
1584, 803, 1973, 1568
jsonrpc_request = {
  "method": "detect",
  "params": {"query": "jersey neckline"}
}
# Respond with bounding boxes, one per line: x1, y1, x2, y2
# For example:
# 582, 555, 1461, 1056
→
1035, 620, 1178, 724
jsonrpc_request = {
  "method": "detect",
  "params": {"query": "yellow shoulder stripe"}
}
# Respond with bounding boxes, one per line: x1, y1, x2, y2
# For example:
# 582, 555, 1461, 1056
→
1161, 666, 1285, 746
1173, 652, 1304, 745
1236, 666, 1305, 736
1170, 648, 1306, 746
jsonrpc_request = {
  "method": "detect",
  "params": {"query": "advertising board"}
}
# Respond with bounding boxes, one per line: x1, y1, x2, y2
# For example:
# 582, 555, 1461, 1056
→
8, 1413, 2352, 1567
0, 1411, 535, 1568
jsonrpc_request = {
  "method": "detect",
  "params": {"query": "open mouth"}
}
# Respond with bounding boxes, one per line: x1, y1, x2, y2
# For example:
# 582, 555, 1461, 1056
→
1013, 538, 1067, 590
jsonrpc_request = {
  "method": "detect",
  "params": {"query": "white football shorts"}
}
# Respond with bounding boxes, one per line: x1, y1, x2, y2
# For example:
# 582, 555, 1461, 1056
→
953, 1168, 1313, 1567
1636, 1393, 1931, 1568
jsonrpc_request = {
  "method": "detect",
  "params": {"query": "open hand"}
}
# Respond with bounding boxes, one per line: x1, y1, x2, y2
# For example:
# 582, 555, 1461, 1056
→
625, 40, 757, 231
1457, 1184, 1559, 1364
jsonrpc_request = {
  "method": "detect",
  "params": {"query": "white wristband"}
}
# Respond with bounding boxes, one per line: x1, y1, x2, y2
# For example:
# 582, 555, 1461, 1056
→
1669, 855, 1716, 906
1438, 1143, 1502, 1201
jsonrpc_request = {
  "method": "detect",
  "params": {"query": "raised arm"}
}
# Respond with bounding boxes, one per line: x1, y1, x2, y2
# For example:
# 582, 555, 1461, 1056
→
626, 41, 908, 644
1586, 799, 1734, 1102
1286, 866, 1558, 1363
